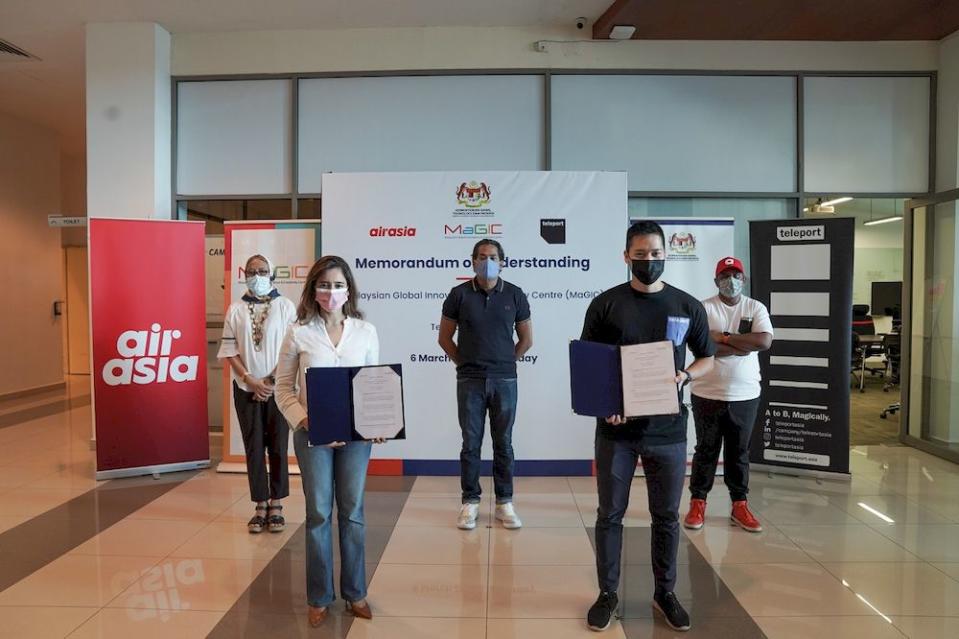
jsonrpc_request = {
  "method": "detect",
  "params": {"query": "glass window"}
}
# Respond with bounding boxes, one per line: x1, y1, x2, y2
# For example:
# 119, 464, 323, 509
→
181, 199, 293, 235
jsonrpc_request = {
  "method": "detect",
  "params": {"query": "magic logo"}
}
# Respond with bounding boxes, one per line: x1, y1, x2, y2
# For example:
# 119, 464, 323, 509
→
102, 323, 199, 386
444, 223, 503, 238
236, 265, 311, 282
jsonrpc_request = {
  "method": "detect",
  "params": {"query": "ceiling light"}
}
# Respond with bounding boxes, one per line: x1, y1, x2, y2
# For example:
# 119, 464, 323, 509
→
609, 25, 636, 40
822, 197, 853, 207
857, 502, 895, 524
863, 215, 903, 226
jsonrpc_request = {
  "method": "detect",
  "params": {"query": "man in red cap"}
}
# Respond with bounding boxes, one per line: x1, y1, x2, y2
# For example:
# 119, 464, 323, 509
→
684, 256, 773, 533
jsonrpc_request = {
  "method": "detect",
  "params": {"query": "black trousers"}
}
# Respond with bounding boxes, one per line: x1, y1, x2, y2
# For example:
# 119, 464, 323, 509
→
689, 395, 760, 502
233, 382, 290, 502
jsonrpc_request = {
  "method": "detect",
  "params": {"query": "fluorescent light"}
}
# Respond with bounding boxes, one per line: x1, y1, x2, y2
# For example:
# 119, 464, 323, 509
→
609, 25, 636, 39
856, 593, 893, 624
822, 197, 853, 207
863, 215, 903, 226
857, 502, 895, 524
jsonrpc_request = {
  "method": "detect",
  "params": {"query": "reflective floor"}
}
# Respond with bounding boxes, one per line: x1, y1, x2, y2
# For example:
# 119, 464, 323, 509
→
1, 379, 958, 638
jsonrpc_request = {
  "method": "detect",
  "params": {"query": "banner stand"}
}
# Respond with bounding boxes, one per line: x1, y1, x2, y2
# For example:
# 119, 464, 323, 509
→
96, 460, 210, 482
750, 463, 852, 482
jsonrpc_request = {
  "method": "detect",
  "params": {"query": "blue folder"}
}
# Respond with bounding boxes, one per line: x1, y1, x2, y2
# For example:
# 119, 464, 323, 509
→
305, 364, 406, 446
569, 340, 623, 418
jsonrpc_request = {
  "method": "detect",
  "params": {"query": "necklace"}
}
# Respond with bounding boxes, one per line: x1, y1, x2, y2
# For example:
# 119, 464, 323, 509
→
247, 299, 272, 351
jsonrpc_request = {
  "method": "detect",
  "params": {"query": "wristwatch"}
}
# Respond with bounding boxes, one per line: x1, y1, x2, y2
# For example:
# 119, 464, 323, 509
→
681, 369, 693, 386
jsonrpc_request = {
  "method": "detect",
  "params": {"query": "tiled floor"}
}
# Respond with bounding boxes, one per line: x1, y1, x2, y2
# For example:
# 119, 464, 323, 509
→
1, 379, 958, 637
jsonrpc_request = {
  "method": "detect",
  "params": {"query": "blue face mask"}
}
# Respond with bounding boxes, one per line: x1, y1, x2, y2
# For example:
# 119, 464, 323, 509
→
474, 258, 501, 280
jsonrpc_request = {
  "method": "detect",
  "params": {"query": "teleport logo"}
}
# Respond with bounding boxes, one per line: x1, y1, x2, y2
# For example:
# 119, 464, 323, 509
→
102, 323, 199, 386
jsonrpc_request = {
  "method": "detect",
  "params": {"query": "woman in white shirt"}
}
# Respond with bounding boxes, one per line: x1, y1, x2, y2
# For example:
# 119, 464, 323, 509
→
275, 255, 382, 626
218, 255, 297, 534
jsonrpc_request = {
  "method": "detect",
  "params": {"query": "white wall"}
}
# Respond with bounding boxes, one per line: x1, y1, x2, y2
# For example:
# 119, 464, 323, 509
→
86, 22, 171, 219
0, 111, 64, 396
172, 27, 938, 75
937, 31, 959, 192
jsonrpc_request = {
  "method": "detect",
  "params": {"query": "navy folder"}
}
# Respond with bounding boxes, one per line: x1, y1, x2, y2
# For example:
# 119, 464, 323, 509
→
569, 340, 623, 418
305, 364, 406, 446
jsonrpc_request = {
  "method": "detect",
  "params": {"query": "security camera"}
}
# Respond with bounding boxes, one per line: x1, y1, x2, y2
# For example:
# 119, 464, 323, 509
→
576, 17, 587, 30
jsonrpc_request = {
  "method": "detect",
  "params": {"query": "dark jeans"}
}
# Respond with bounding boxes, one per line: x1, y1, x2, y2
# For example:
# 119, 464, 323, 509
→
233, 382, 290, 502
689, 395, 761, 502
457, 377, 517, 504
595, 436, 686, 596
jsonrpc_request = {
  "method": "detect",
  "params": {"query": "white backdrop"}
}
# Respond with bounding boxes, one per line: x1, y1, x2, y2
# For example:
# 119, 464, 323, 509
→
323, 172, 626, 468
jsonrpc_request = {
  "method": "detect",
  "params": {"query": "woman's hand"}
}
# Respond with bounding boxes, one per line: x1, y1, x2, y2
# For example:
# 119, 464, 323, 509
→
371, 437, 388, 444
325, 441, 347, 448
605, 415, 626, 425
248, 376, 274, 401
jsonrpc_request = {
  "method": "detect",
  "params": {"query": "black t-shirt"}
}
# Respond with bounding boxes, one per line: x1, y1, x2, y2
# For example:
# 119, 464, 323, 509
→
442, 278, 531, 379
580, 282, 715, 444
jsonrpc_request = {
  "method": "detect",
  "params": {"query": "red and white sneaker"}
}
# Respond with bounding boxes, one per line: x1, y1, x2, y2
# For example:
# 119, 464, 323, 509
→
683, 498, 706, 530
730, 501, 763, 532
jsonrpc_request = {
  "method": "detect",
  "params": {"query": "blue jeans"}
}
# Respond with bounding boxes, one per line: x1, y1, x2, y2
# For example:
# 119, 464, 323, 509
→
293, 428, 372, 607
457, 377, 517, 504
594, 435, 686, 596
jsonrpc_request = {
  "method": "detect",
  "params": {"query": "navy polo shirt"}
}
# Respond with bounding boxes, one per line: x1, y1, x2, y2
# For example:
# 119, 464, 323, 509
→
442, 277, 531, 379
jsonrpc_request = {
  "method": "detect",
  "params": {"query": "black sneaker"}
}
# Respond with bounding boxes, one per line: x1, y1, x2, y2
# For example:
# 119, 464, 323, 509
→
587, 591, 619, 632
653, 591, 690, 631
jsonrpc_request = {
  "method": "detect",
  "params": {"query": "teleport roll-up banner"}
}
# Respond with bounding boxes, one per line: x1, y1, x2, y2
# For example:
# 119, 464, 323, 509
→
642, 218, 735, 467
218, 221, 322, 474
322, 172, 626, 475
748, 218, 854, 478
89, 219, 209, 480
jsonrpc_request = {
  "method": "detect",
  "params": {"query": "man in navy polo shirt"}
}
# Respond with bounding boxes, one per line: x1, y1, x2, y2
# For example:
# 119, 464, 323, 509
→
439, 239, 533, 531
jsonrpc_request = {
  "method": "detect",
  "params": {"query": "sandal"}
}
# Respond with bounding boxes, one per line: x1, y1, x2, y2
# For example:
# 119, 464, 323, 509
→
248, 505, 268, 534
267, 504, 285, 533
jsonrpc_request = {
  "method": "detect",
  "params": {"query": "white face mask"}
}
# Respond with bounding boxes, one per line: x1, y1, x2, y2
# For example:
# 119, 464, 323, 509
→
246, 274, 272, 298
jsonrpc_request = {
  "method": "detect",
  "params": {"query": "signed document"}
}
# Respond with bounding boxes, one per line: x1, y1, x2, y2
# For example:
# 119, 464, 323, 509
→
620, 341, 679, 417
352, 366, 405, 439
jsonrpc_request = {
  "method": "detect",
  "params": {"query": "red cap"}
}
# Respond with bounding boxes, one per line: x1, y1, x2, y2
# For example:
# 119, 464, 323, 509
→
715, 256, 744, 278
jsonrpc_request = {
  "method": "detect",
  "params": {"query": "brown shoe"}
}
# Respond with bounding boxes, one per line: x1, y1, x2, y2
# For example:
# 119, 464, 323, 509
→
308, 605, 328, 627
347, 599, 373, 620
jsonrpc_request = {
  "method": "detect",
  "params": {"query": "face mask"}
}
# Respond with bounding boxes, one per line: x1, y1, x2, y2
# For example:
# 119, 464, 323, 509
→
631, 259, 665, 286
315, 288, 349, 313
474, 258, 501, 280
246, 275, 272, 298
718, 277, 744, 298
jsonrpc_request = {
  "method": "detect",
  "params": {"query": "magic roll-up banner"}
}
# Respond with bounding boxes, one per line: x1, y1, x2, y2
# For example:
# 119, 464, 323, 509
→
749, 218, 855, 477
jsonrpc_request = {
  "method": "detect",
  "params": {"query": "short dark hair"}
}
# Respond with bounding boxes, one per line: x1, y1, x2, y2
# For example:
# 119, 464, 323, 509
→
472, 238, 505, 261
625, 220, 665, 252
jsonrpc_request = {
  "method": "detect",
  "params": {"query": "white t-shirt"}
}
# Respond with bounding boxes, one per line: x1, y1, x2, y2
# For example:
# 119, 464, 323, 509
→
274, 317, 379, 431
691, 295, 774, 402
217, 295, 298, 391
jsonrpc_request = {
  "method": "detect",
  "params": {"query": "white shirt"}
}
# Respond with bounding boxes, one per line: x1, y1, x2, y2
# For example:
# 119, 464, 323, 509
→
691, 294, 774, 402
274, 317, 379, 431
217, 295, 298, 391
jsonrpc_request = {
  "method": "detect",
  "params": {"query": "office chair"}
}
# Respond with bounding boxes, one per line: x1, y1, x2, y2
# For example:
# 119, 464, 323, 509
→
881, 331, 901, 419
852, 304, 876, 336
851, 333, 865, 393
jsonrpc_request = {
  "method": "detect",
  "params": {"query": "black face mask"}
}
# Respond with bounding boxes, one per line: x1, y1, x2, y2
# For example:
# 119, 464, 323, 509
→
631, 259, 665, 285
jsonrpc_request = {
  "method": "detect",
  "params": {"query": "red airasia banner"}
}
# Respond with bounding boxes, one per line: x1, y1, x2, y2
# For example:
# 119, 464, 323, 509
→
90, 219, 209, 477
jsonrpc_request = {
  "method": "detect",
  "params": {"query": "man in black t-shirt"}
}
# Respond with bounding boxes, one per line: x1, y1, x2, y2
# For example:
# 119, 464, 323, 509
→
581, 221, 715, 633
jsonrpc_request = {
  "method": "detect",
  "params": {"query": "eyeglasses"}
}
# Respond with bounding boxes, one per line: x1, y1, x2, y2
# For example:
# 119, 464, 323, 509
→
245, 268, 271, 277
315, 283, 348, 291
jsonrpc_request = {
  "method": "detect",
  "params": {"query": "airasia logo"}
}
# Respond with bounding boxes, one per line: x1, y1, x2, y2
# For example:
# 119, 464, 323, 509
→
102, 323, 199, 386
369, 226, 417, 237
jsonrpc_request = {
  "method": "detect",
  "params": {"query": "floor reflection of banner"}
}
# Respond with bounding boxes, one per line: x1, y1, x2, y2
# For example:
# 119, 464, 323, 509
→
324, 172, 626, 474
218, 221, 322, 473
749, 218, 854, 477
90, 219, 209, 479
637, 218, 736, 466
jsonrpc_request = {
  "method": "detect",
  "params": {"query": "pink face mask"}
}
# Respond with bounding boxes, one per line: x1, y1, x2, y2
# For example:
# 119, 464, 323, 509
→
315, 288, 349, 312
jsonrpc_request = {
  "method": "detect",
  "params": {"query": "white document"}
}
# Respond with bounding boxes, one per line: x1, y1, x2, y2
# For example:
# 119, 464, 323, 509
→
620, 341, 680, 418
352, 366, 405, 440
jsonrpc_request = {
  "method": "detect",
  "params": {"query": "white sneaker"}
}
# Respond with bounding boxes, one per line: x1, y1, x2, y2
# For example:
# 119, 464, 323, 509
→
495, 502, 523, 529
457, 503, 479, 530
